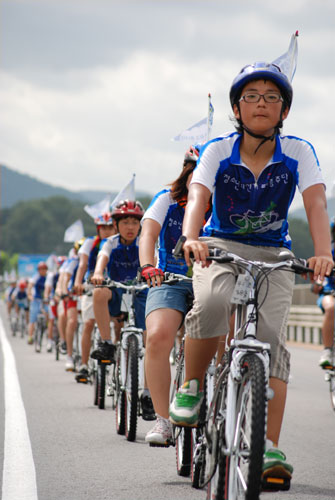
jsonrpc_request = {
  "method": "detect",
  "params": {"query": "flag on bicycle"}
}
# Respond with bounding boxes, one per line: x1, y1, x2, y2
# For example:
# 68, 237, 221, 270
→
84, 195, 112, 219
110, 174, 136, 209
272, 31, 299, 82
172, 94, 214, 143
64, 219, 84, 242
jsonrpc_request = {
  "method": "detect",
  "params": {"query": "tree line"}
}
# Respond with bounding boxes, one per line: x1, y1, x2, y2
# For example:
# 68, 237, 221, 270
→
0, 195, 313, 274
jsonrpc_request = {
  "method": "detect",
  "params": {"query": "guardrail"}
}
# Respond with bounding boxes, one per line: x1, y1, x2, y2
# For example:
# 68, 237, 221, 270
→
287, 305, 323, 345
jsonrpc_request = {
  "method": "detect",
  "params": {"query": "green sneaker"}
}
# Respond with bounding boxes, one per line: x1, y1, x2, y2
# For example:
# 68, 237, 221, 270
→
169, 379, 203, 427
262, 447, 293, 480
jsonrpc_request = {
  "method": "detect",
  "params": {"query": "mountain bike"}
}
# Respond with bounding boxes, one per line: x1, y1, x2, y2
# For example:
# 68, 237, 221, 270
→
97, 278, 148, 441
174, 243, 312, 500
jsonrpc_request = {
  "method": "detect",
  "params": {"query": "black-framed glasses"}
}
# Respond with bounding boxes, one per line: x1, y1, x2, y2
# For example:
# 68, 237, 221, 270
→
239, 92, 283, 104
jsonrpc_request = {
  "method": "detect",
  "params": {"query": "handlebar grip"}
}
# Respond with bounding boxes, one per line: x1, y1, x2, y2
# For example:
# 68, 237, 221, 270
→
173, 235, 187, 259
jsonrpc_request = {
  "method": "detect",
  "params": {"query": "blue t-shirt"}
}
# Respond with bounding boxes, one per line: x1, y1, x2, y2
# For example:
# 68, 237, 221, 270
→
29, 273, 46, 299
99, 234, 140, 283
192, 132, 324, 249
143, 189, 211, 274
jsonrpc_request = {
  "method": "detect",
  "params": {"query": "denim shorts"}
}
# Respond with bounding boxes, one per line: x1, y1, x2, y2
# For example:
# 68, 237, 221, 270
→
145, 280, 193, 318
108, 287, 148, 330
29, 299, 48, 324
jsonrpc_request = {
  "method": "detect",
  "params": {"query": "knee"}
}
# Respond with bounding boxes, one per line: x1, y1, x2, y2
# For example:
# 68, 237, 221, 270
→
146, 327, 173, 355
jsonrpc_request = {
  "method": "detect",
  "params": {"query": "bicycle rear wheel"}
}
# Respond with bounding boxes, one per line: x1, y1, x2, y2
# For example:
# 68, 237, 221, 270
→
224, 354, 266, 500
34, 320, 43, 353
125, 334, 139, 442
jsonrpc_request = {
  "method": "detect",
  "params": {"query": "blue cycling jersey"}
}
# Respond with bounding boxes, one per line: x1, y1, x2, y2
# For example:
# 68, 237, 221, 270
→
30, 273, 46, 299
193, 132, 323, 249
99, 234, 140, 282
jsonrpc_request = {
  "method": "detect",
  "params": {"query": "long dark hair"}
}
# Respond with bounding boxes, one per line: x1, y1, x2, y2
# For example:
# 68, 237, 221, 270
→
169, 161, 196, 201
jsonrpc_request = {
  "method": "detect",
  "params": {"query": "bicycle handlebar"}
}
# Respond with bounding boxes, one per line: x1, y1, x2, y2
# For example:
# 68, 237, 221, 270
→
95, 278, 148, 292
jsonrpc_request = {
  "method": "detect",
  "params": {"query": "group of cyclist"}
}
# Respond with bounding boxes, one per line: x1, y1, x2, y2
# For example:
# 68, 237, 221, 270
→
4, 48, 335, 495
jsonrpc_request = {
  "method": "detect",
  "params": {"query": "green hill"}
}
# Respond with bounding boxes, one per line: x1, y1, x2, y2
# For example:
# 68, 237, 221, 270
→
0, 164, 151, 208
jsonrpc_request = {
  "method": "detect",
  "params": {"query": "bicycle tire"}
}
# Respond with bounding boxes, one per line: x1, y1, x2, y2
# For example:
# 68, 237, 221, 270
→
92, 362, 98, 405
125, 334, 139, 442
176, 427, 192, 477
224, 353, 266, 500
19, 309, 26, 338
115, 348, 126, 435
192, 373, 208, 487
329, 373, 335, 412
97, 363, 106, 410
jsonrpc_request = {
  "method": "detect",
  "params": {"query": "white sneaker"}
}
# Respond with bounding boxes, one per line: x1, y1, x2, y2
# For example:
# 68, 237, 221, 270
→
46, 340, 53, 353
65, 356, 75, 371
319, 348, 333, 368
145, 416, 173, 447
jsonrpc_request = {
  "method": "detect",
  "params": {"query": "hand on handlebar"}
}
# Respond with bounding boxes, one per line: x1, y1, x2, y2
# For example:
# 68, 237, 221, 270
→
91, 272, 105, 285
307, 255, 334, 282
183, 238, 210, 268
139, 265, 164, 288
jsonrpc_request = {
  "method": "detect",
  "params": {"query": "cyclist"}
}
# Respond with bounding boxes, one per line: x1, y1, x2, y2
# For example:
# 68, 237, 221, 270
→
312, 217, 335, 367
44, 255, 66, 352
74, 212, 116, 383
27, 261, 48, 346
12, 278, 29, 327
169, 60, 333, 487
5, 278, 17, 316
59, 238, 85, 371
139, 145, 210, 445
91, 200, 154, 419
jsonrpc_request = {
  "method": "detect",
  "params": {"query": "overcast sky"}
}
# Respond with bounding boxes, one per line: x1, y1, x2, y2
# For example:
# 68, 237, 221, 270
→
1, 0, 334, 210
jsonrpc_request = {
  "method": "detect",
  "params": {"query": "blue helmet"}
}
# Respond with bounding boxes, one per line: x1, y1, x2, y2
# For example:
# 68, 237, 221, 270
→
229, 62, 293, 110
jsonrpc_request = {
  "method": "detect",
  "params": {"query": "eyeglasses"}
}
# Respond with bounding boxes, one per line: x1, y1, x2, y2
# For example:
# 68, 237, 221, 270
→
239, 92, 283, 104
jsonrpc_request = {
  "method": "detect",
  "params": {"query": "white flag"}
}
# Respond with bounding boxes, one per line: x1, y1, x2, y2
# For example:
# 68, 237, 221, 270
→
172, 117, 208, 143
111, 174, 136, 209
172, 94, 214, 143
64, 219, 84, 242
84, 195, 111, 219
272, 31, 299, 82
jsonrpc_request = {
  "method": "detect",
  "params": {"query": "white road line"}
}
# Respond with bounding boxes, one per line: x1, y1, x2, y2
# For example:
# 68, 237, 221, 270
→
0, 316, 38, 500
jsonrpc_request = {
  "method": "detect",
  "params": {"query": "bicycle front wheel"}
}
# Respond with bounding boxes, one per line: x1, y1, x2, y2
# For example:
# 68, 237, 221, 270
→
125, 334, 139, 442
329, 372, 335, 412
225, 353, 266, 500
97, 363, 107, 410
115, 346, 126, 435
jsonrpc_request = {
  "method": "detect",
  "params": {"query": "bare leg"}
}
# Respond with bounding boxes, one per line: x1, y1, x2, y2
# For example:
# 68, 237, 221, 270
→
145, 309, 182, 418
81, 319, 95, 365
267, 377, 287, 446
184, 336, 220, 390
65, 307, 78, 357
93, 287, 113, 340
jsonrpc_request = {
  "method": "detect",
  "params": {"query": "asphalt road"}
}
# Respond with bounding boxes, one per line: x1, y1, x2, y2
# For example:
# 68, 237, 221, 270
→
1, 302, 335, 500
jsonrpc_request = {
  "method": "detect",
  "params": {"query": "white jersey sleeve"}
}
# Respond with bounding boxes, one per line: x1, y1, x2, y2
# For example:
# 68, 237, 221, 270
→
45, 271, 54, 287
98, 235, 118, 259
281, 137, 325, 193
142, 190, 173, 228
78, 237, 95, 257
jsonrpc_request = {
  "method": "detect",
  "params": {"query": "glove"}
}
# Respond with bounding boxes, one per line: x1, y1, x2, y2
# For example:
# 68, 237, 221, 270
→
140, 265, 164, 282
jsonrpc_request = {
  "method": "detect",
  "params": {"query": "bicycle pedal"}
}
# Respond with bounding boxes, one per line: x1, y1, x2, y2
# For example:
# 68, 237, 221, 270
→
262, 476, 290, 491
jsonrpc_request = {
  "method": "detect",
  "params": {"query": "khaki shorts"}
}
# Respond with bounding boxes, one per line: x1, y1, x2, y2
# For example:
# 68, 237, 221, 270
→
185, 238, 295, 383
81, 293, 95, 322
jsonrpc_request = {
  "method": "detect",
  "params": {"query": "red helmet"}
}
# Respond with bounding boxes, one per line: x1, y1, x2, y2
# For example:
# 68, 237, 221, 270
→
94, 212, 114, 226
184, 145, 200, 163
37, 261, 48, 270
111, 200, 144, 221
18, 279, 27, 290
